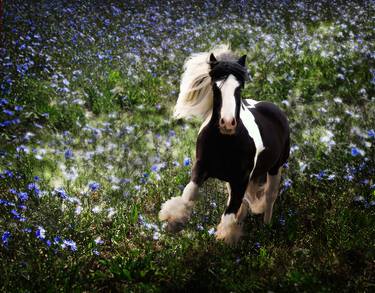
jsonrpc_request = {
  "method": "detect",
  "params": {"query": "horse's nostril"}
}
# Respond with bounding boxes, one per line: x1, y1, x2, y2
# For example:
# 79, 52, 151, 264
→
231, 119, 236, 126
220, 118, 225, 125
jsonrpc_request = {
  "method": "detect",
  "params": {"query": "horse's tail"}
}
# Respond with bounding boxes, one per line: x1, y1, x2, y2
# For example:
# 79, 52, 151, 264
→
173, 44, 234, 120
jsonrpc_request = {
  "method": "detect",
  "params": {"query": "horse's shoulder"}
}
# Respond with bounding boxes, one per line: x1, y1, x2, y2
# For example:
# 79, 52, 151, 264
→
251, 101, 288, 128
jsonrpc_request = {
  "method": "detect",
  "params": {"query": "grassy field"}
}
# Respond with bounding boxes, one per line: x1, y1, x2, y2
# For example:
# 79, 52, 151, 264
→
1, 1, 374, 292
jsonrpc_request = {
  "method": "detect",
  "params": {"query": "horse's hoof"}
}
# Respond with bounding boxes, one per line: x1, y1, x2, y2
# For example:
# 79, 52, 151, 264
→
166, 221, 185, 233
216, 214, 243, 245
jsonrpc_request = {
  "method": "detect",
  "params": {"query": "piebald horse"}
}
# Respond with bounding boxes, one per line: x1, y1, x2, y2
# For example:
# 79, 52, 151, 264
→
159, 45, 290, 244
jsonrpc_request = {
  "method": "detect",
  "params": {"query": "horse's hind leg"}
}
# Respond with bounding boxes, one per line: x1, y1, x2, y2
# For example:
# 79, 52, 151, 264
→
263, 168, 282, 224
244, 176, 267, 214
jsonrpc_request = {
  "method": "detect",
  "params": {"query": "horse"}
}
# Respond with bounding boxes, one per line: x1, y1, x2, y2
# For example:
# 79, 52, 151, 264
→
159, 45, 290, 245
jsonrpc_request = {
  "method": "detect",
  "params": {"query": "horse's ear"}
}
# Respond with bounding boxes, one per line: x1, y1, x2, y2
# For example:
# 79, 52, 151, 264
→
238, 55, 247, 67
209, 53, 218, 69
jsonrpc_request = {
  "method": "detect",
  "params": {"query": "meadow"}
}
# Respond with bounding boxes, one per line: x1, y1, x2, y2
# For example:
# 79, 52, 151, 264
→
1, 1, 374, 292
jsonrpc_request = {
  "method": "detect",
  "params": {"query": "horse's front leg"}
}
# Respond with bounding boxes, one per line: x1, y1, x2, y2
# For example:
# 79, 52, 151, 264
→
216, 180, 248, 245
159, 160, 206, 233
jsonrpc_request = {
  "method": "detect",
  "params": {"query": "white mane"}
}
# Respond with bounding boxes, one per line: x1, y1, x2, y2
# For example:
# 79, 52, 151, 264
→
173, 44, 235, 120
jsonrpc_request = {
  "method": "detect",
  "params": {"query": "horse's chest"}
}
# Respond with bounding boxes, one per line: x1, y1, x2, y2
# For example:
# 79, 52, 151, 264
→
200, 135, 253, 181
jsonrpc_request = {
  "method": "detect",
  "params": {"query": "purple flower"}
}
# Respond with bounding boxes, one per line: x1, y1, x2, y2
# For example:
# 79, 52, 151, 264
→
36, 226, 46, 240
11, 209, 26, 221
2, 231, 11, 245
18, 191, 29, 201
3, 170, 14, 177
283, 178, 292, 188
62, 239, 77, 251
368, 129, 375, 138
351, 147, 361, 157
3, 109, 14, 116
89, 182, 100, 191
27, 182, 40, 196
183, 157, 191, 166
64, 149, 74, 159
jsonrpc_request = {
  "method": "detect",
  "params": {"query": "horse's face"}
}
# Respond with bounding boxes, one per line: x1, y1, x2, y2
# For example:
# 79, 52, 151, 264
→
209, 54, 247, 135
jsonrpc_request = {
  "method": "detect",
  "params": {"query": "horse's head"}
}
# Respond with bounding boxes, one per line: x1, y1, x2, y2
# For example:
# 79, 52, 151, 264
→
209, 53, 247, 135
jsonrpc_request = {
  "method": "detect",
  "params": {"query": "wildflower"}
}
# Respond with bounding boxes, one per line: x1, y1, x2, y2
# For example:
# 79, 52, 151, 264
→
92, 249, 100, 255
94, 237, 104, 245
11, 209, 26, 221
92, 206, 102, 213
3, 109, 14, 116
279, 215, 286, 225
53, 236, 62, 244
18, 191, 29, 201
64, 149, 74, 159
36, 226, 46, 240
89, 181, 100, 191
351, 147, 364, 157
368, 129, 375, 138
2, 231, 11, 245
153, 231, 160, 240
183, 157, 191, 166
255, 242, 261, 249
207, 227, 215, 235
62, 239, 77, 251
107, 207, 116, 218
283, 178, 292, 188
16, 145, 29, 153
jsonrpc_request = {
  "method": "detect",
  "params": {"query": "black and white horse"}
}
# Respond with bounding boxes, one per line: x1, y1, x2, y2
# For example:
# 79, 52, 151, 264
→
159, 45, 290, 244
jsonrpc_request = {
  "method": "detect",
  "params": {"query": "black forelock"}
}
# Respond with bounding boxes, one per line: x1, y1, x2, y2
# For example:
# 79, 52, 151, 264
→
209, 61, 248, 84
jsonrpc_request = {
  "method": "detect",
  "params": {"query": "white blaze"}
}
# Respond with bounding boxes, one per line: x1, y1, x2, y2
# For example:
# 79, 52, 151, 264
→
216, 75, 239, 122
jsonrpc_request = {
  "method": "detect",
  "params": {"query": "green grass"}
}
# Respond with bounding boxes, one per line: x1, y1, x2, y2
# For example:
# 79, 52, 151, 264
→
1, 1, 374, 292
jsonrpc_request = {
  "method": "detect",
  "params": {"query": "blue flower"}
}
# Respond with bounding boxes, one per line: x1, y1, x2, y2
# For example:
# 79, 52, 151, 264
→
53, 236, 62, 244
2, 231, 11, 245
11, 209, 26, 221
183, 157, 191, 166
351, 147, 361, 157
283, 178, 292, 188
64, 149, 74, 159
3, 109, 14, 116
0, 199, 14, 206
89, 181, 100, 191
0, 98, 9, 106
62, 239, 77, 251
36, 226, 46, 240
18, 191, 29, 201
28, 182, 40, 196
368, 129, 375, 138
3, 170, 14, 177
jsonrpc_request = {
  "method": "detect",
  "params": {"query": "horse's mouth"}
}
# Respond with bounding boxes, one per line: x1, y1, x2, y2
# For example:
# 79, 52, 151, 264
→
219, 128, 236, 135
